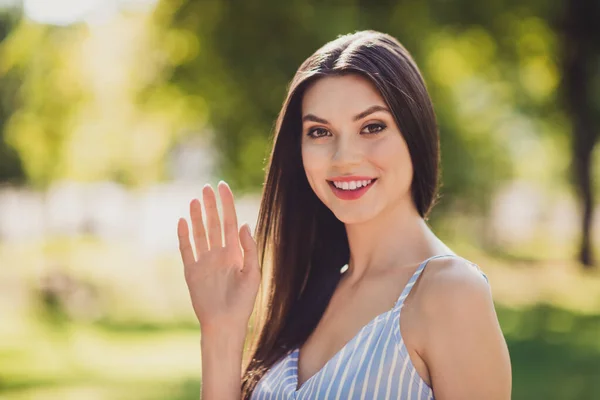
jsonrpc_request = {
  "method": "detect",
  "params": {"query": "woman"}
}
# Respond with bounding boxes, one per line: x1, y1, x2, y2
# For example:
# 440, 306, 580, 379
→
177, 30, 512, 399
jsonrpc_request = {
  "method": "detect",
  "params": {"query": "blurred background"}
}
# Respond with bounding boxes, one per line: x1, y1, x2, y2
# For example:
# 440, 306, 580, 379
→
0, 0, 599, 399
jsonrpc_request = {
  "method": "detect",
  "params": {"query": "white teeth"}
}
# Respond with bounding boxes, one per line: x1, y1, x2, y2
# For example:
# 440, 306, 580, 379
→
332, 179, 373, 190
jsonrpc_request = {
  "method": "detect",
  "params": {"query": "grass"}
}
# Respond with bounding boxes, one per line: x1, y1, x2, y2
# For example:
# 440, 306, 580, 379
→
2, 304, 598, 399
499, 304, 600, 399
0, 316, 202, 400
1, 238, 599, 399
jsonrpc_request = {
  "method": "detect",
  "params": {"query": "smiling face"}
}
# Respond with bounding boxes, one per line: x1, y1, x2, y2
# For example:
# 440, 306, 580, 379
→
300, 73, 415, 224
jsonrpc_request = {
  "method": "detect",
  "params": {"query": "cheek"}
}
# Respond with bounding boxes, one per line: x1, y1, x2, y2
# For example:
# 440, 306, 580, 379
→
301, 144, 329, 180
301, 145, 326, 198
369, 135, 413, 180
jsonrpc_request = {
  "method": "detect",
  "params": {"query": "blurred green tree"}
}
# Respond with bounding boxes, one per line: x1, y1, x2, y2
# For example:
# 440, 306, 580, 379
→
557, 0, 600, 267
155, 0, 512, 210
428, 0, 600, 267
155, 0, 598, 268
0, 0, 598, 267
0, 9, 202, 188
0, 8, 25, 184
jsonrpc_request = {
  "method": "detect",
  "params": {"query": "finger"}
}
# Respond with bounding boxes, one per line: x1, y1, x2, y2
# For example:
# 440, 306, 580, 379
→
239, 223, 258, 274
190, 198, 209, 255
202, 184, 223, 249
218, 181, 240, 249
177, 218, 196, 266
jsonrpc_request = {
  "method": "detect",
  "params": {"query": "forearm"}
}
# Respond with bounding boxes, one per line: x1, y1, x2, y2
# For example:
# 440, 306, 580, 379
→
200, 329, 245, 400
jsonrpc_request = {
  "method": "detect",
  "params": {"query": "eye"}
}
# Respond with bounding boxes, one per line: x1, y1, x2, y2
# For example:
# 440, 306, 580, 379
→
306, 127, 330, 139
361, 123, 386, 135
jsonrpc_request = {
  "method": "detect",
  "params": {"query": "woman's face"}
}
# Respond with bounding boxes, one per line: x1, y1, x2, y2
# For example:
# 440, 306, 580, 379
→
301, 73, 414, 224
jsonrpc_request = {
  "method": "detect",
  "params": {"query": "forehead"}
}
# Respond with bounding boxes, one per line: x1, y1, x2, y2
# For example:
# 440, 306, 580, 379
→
301, 74, 386, 117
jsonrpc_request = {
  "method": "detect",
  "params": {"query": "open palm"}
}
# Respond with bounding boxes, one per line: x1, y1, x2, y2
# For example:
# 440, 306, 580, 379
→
177, 182, 261, 336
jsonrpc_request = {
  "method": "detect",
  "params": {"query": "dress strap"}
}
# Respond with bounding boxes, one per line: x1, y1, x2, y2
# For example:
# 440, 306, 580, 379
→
393, 254, 459, 309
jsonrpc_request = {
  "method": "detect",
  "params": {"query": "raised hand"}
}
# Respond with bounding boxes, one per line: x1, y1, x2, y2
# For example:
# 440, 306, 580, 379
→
177, 181, 261, 337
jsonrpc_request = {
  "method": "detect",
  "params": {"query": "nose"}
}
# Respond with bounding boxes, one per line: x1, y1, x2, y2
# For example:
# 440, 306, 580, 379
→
331, 135, 362, 168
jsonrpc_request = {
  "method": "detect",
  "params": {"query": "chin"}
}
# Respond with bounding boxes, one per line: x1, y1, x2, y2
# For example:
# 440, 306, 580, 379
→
330, 207, 379, 225
313, 187, 380, 224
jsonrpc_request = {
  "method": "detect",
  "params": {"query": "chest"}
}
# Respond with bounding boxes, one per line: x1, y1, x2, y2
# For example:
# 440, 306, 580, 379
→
296, 273, 418, 389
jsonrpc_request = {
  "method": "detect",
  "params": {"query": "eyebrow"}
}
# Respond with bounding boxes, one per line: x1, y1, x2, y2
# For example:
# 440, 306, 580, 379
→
302, 105, 391, 124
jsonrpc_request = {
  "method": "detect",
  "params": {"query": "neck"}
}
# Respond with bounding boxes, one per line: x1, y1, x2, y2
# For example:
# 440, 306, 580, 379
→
342, 196, 452, 284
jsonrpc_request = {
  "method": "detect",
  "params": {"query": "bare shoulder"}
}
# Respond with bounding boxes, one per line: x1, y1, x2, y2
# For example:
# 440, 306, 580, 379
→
416, 256, 512, 399
419, 255, 491, 312
417, 255, 497, 350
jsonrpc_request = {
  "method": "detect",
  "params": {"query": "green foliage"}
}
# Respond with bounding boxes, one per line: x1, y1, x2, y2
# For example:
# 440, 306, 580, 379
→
500, 304, 600, 399
154, 0, 569, 214
0, 10, 25, 183
1, 303, 598, 399
0, 1, 580, 212
0, 11, 205, 188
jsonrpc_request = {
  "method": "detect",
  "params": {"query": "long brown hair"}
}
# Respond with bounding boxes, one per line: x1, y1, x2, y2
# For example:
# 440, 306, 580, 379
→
240, 30, 440, 398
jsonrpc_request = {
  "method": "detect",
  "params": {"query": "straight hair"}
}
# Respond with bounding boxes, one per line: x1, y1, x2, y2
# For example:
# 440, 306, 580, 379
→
240, 30, 441, 398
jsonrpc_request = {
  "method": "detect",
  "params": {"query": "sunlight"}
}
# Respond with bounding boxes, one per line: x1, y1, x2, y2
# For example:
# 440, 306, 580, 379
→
24, 0, 105, 25
23, 0, 157, 26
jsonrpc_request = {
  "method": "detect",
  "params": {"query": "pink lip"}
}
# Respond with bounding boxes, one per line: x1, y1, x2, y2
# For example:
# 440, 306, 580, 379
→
328, 178, 377, 200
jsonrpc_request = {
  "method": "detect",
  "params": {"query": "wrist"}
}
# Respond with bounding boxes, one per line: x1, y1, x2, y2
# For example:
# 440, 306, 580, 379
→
200, 328, 244, 400
201, 327, 246, 348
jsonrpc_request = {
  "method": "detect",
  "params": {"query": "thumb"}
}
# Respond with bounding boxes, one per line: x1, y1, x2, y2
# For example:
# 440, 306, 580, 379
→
239, 224, 259, 273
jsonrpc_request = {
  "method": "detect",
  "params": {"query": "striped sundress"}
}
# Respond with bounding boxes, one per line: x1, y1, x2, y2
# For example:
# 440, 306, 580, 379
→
250, 254, 489, 399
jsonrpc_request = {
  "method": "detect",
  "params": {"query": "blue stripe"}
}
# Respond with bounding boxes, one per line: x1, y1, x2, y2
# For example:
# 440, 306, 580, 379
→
251, 254, 489, 399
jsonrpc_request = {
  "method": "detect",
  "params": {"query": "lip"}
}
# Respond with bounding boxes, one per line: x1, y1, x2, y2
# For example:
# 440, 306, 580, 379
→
327, 178, 377, 201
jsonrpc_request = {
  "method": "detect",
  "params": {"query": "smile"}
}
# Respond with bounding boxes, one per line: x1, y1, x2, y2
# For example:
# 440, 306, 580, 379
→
327, 178, 377, 200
